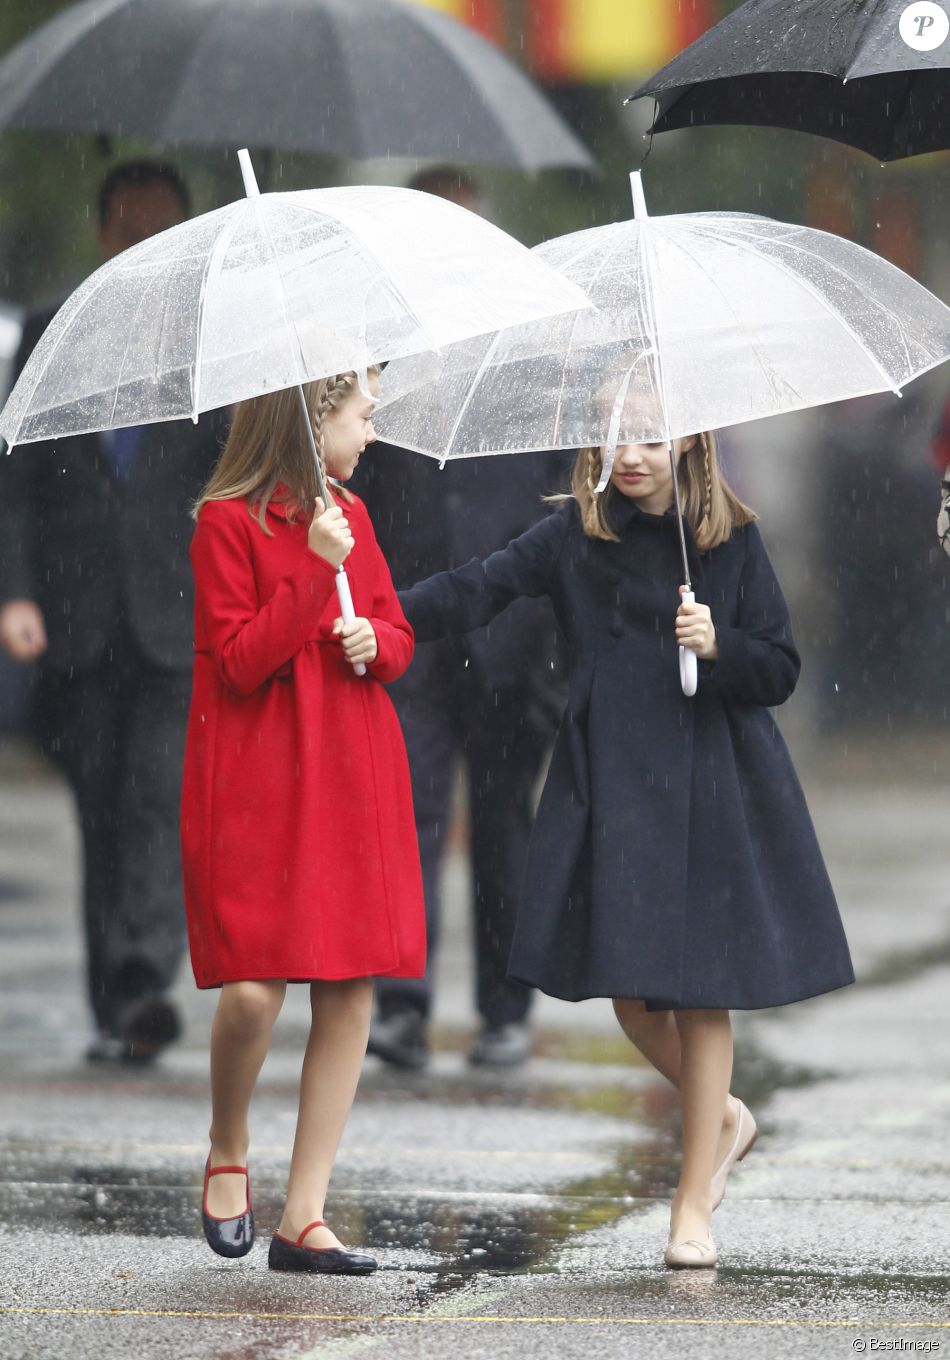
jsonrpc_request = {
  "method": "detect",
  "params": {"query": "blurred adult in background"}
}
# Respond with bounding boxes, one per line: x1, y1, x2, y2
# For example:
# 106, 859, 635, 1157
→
0, 161, 224, 1065
933, 394, 950, 480
354, 167, 567, 1070
820, 389, 949, 724
932, 393, 950, 558
0, 300, 27, 733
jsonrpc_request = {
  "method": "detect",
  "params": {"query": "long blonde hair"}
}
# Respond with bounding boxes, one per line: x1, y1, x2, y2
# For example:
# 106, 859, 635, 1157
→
193, 372, 373, 531
552, 433, 755, 551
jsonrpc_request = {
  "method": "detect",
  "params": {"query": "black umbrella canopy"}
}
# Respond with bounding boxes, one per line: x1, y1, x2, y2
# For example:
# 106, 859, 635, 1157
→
0, 0, 594, 171
629, 0, 950, 161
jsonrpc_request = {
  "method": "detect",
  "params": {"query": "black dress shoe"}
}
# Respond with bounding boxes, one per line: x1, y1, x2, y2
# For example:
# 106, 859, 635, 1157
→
269, 1222, 377, 1275
201, 1159, 255, 1259
468, 1022, 532, 1068
85, 1032, 154, 1066
118, 994, 182, 1062
366, 1010, 429, 1070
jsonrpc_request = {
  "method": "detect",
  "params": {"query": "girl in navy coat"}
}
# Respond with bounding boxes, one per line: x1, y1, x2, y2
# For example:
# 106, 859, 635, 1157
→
399, 432, 854, 1270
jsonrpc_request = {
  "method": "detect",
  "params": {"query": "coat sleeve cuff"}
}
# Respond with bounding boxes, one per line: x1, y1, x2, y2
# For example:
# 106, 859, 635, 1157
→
703, 626, 749, 691
367, 618, 413, 684
304, 549, 341, 579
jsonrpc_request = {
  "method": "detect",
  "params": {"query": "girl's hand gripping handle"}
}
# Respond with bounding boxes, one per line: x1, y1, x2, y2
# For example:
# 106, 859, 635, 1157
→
679, 589, 698, 697
334, 569, 366, 677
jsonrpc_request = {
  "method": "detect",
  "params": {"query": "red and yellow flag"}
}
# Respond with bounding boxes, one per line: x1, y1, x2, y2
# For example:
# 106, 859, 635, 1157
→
410, 1, 714, 81
529, 0, 712, 81
411, 0, 506, 44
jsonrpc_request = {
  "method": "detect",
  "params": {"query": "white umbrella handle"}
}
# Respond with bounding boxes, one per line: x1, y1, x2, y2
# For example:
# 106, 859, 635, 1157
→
335, 567, 366, 677
679, 588, 698, 697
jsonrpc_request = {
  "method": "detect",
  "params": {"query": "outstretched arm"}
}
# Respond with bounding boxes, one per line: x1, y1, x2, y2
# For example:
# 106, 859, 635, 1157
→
400, 507, 570, 642
358, 509, 416, 684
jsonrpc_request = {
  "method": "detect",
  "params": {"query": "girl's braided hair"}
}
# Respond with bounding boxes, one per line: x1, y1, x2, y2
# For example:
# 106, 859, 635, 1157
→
193, 370, 378, 531
549, 430, 755, 551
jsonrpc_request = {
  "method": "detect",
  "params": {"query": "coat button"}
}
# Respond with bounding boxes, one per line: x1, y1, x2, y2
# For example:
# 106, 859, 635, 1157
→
609, 621, 623, 638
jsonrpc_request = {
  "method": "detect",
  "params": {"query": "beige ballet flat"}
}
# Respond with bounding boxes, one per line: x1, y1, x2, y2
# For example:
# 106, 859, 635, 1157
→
664, 1235, 718, 1270
710, 1098, 757, 1211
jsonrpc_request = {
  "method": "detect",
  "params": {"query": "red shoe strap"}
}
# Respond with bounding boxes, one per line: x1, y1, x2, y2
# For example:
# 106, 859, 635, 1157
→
208, 1164, 248, 1177
296, 1220, 326, 1245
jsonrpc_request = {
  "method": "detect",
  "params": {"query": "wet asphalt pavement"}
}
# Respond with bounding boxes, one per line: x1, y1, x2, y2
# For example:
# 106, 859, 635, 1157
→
1, 735, 949, 1359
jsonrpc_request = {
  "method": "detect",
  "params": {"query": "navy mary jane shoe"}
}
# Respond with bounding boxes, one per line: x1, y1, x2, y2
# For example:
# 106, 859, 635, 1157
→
201, 1159, 255, 1258
268, 1220, 377, 1275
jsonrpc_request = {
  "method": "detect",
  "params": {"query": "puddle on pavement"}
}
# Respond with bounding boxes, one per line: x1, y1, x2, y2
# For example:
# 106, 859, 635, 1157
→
859, 932, 950, 988
0, 1028, 834, 1308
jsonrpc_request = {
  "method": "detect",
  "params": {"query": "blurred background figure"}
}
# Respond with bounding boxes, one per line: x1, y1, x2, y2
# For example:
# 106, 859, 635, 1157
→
0, 299, 20, 397
355, 169, 567, 1070
932, 389, 950, 558
0, 297, 25, 733
932, 386, 950, 482
0, 160, 224, 1065
817, 388, 947, 725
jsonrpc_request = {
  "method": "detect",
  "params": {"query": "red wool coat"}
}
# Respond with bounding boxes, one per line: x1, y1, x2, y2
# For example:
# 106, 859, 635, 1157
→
181, 489, 426, 988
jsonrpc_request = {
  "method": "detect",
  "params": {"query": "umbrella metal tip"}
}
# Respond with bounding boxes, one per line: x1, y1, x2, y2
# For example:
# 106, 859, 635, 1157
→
630, 171, 648, 220
237, 149, 261, 198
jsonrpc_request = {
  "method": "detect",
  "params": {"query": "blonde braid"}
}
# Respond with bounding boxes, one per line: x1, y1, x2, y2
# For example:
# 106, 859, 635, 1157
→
700, 431, 713, 522
310, 372, 358, 508
584, 446, 611, 538
311, 394, 332, 508
585, 446, 600, 500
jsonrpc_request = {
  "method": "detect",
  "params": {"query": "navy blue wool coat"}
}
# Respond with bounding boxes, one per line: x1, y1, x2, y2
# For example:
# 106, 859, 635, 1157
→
400, 493, 854, 1010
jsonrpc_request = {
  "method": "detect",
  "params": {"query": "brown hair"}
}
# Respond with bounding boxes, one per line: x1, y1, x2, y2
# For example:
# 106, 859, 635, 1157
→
192, 373, 373, 532
551, 432, 756, 551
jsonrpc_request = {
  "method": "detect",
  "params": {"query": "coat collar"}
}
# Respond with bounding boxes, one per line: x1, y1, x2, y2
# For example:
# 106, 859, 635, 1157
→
264, 485, 301, 521
262, 481, 346, 521
603, 487, 705, 587
605, 486, 678, 534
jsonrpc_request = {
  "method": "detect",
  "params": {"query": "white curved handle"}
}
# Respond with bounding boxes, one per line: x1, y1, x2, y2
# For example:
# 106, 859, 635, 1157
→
679, 588, 698, 697
335, 568, 366, 677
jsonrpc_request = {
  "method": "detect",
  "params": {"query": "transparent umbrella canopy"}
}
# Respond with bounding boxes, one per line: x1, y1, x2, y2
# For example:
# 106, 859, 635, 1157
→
376, 172, 950, 694
0, 150, 590, 677
0, 165, 590, 449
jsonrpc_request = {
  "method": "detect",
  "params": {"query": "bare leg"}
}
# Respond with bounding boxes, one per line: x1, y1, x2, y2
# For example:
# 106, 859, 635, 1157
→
277, 977, 374, 1250
206, 979, 287, 1217
612, 998, 681, 1084
612, 998, 739, 1168
669, 1008, 733, 1244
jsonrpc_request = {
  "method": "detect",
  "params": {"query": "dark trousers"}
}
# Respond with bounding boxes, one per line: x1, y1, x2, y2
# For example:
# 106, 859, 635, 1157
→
32, 628, 192, 1034
378, 659, 549, 1028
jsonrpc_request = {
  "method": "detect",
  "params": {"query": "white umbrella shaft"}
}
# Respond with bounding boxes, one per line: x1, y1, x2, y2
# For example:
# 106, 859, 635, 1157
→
679, 590, 698, 698
667, 440, 697, 698
333, 567, 366, 678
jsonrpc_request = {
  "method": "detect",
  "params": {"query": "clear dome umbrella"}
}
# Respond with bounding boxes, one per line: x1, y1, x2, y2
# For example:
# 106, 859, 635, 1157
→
0, 149, 590, 674
376, 172, 950, 694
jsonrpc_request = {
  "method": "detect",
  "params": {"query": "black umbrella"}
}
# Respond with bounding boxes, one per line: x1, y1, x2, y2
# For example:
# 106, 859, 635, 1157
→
629, 0, 950, 162
0, 0, 594, 171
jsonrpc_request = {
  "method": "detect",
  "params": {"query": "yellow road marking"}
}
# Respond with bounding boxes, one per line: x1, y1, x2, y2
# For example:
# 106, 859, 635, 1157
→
2, 1307, 949, 1329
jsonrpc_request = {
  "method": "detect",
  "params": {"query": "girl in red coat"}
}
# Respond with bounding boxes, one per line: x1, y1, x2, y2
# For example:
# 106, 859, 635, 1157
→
181, 372, 425, 1274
